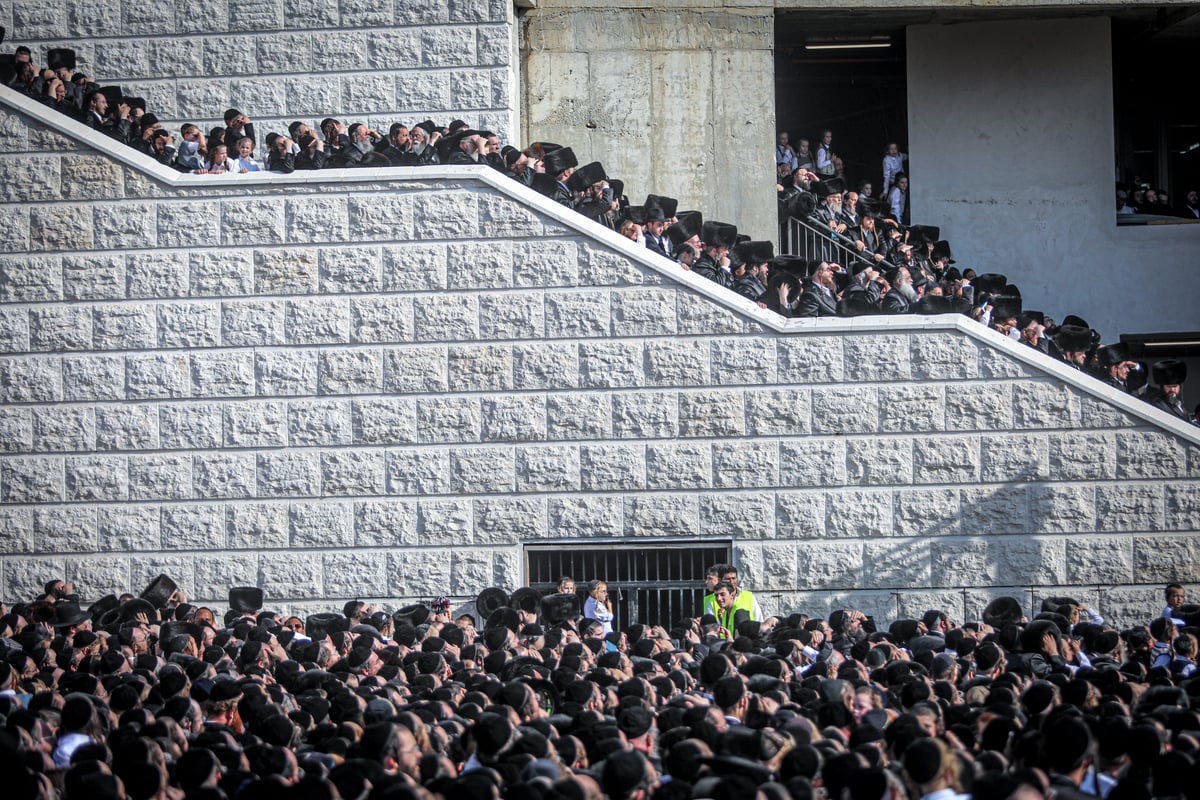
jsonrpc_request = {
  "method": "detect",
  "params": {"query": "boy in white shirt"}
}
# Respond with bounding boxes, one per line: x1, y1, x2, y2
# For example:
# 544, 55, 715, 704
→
883, 142, 908, 195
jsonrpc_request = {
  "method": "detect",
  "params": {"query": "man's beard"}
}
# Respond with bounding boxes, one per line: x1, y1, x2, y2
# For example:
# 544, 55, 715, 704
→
898, 281, 918, 303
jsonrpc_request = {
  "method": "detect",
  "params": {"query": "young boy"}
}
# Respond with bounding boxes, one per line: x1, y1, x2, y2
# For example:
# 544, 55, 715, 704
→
1163, 583, 1187, 626
175, 124, 206, 172
882, 142, 908, 195
1170, 633, 1198, 678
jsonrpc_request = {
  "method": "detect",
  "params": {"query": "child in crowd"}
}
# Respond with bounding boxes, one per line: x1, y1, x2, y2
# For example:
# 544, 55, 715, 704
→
175, 124, 206, 172
229, 137, 263, 173
619, 219, 640, 243
1163, 582, 1187, 626
882, 141, 908, 195
204, 143, 236, 174
1171, 633, 1198, 678
583, 580, 615, 635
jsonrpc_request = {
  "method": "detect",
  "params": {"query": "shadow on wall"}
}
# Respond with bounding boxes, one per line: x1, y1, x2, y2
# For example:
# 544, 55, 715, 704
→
747, 483, 1171, 630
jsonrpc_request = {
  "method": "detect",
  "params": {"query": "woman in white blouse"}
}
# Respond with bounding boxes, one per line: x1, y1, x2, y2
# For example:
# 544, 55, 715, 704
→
583, 580, 615, 635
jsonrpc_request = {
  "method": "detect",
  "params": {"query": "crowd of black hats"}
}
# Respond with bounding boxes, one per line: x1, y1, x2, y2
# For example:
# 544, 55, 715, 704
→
4, 39, 1194, 424
0, 40, 512, 173
770, 157, 1197, 425
5, 570, 1200, 800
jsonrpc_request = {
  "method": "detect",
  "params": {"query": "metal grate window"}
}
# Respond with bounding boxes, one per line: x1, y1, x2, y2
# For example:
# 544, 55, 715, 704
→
525, 541, 732, 629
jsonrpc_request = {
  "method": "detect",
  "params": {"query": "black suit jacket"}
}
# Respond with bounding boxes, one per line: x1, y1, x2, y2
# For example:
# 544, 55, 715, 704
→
881, 290, 911, 314
223, 122, 256, 153
795, 281, 838, 317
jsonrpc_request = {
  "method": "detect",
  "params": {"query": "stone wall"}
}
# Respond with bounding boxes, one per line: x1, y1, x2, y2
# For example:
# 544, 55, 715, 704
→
4, 0, 518, 141
520, 1, 778, 241
2, 89, 1198, 628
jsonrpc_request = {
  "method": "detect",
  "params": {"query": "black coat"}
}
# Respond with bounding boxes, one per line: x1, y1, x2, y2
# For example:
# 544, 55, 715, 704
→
447, 150, 478, 165
644, 234, 671, 259
1145, 388, 1193, 422
295, 149, 327, 171
692, 255, 731, 289
838, 280, 882, 316
551, 181, 573, 207
880, 290, 911, 314
795, 280, 838, 317
733, 274, 766, 302
85, 111, 130, 143
268, 150, 295, 174
223, 122, 256, 153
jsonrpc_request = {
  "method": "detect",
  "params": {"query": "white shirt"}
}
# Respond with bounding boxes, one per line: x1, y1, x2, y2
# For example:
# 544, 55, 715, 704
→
816, 144, 835, 174
889, 185, 907, 218
882, 152, 908, 193
229, 155, 263, 172
584, 596, 614, 635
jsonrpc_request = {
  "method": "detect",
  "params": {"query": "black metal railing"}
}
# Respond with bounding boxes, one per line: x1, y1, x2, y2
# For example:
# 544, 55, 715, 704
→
526, 542, 731, 629
782, 214, 877, 271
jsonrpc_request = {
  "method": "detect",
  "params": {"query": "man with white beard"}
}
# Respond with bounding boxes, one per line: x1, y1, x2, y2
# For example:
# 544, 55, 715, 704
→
408, 120, 441, 165
882, 266, 916, 313
809, 180, 848, 237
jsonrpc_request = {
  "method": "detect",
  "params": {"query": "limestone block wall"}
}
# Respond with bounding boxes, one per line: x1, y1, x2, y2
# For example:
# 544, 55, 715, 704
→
4, 0, 518, 141
1, 89, 1199, 628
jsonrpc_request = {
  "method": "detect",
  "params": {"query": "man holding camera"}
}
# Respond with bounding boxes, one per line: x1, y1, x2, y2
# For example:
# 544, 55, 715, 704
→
222, 108, 255, 152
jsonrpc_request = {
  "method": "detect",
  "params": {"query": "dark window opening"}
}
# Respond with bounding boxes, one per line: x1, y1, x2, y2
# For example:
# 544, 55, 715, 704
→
774, 14, 909, 198
1113, 14, 1200, 224
525, 541, 732, 630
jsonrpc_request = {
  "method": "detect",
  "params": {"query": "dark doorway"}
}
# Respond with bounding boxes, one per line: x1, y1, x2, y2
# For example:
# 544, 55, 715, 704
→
525, 541, 731, 630
1112, 16, 1200, 213
775, 14, 909, 196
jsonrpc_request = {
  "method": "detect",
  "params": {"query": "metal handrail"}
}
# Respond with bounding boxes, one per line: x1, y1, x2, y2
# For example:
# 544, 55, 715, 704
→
782, 214, 878, 271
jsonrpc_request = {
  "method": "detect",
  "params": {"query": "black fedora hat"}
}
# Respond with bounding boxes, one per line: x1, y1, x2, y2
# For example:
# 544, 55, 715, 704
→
542, 147, 578, 176
476, 587, 509, 619
1095, 343, 1131, 367
228, 587, 264, 614
98, 84, 124, 108
88, 594, 120, 622
121, 597, 158, 622
1055, 324, 1092, 353
567, 161, 607, 192
701, 221, 739, 250
306, 613, 345, 641
645, 193, 678, 221
393, 604, 429, 627
141, 574, 178, 608
1152, 359, 1187, 386
666, 211, 703, 246
47, 48, 76, 71
973, 273, 1008, 296
509, 587, 543, 615
486, 607, 521, 633
541, 593, 581, 626
53, 601, 90, 628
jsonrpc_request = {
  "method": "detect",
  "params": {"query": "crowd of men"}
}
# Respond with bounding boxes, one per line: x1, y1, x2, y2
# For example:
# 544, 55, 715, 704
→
1116, 184, 1200, 219
772, 129, 1198, 426
3, 42, 1195, 425
2, 572, 1199, 800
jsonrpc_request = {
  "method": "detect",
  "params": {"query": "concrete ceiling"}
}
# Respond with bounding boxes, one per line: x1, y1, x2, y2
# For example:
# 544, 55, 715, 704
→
775, 4, 1200, 40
